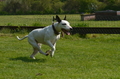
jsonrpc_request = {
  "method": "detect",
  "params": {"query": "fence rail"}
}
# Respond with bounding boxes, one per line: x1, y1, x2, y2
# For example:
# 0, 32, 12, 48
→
73, 27, 120, 34
0, 26, 120, 34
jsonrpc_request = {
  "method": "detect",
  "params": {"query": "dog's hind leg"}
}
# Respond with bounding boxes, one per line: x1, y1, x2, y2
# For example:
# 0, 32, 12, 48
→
30, 43, 43, 59
30, 48, 38, 59
28, 38, 48, 56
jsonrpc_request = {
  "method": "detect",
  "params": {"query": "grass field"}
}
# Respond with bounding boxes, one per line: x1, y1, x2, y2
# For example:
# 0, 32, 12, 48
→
0, 14, 120, 79
0, 14, 120, 27
0, 33, 120, 79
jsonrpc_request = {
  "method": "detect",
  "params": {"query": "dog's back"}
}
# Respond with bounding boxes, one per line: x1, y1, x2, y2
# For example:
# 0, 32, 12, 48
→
28, 25, 57, 44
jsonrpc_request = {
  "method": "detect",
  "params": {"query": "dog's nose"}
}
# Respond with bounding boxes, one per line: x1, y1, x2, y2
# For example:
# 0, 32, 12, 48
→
70, 28, 73, 31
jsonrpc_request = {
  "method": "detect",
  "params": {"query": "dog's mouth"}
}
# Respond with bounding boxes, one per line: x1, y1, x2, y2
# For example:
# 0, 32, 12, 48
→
61, 29, 70, 35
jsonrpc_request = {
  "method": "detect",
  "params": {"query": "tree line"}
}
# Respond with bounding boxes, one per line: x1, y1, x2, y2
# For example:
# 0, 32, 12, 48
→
0, 0, 120, 15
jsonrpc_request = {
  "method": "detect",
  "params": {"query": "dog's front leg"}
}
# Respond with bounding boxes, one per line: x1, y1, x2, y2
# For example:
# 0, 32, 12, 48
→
45, 41, 56, 57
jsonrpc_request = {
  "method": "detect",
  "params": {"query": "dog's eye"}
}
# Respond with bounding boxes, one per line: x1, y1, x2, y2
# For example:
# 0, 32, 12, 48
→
62, 23, 66, 25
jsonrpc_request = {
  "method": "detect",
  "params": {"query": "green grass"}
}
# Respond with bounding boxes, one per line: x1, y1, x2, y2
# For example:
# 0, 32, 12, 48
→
0, 14, 120, 27
0, 33, 120, 79
0, 14, 120, 79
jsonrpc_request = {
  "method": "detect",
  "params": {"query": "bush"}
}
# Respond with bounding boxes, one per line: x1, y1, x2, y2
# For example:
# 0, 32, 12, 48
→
0, 28, 11, 33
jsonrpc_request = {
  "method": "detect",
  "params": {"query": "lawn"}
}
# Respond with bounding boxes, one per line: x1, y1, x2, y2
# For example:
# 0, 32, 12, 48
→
0, 14, 120, 27
0, 33, 120, 79
0, 14, 120, 79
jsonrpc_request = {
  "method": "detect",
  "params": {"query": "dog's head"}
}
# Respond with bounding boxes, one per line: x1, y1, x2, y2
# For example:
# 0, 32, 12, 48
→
54, 15, 73, 35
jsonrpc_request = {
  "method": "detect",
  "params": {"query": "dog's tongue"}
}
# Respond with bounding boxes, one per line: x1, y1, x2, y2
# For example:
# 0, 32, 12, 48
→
62, 29, 70, 35
66, 32, 70, 35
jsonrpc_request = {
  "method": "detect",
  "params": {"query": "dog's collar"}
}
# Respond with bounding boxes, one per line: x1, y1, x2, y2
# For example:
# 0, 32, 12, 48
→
52, 24, 60, 35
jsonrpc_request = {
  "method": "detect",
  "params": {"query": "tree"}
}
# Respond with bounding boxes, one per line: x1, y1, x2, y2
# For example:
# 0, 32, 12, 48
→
51, 0, 64, 13
1, 0, 120, 14
98, 0, 120, 10
0, 1, 5, 12
64, 0, 100, 13
63, 0, 80, 13
3, 0, 21, 14
31, 0, 64, 14
3, 0, 33, 14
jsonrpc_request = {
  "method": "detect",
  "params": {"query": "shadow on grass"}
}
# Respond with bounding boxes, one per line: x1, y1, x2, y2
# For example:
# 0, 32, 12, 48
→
10, 57, 46, 63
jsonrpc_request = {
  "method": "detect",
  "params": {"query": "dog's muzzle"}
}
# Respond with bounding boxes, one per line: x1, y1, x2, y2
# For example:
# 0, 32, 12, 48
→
70, 28, 73, 31
62, 28, 72, 35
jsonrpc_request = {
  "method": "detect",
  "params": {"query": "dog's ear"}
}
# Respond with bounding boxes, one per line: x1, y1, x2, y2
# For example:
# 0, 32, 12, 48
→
53, 16, 56, 22
56, 15, 61, 23
64, 15, 66, 20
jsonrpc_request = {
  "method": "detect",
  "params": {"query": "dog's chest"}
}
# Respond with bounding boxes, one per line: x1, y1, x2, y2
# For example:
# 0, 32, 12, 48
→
31, 26, 60, 44
49, 34, 60, 43
45, 26, 60, 40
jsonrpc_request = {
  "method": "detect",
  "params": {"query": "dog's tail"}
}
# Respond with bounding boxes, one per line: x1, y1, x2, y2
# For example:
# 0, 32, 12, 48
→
16, 35, 28, 40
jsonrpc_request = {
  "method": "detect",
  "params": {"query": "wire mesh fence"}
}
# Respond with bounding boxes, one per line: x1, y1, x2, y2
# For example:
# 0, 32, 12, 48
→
0, 14, 120, 34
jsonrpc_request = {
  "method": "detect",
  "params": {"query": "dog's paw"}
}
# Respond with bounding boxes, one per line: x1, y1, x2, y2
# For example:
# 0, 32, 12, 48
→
45, 50, 51, 56
30, 56, 36, 59
46, 53, 49, 56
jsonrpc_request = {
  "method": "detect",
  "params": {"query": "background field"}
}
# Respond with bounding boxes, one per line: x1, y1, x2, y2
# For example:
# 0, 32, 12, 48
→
0, 14, 120, 27
0, 14, 120, 79
0, 33, 120, 79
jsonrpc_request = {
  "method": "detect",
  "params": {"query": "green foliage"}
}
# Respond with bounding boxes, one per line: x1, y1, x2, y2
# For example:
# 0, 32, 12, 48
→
0, 0, 119, 14
0, 28, 11, 33
7, 23, 13, 26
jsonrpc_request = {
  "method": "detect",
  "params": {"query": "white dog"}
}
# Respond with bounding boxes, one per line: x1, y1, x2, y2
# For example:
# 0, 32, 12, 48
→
17, 15, 72, 59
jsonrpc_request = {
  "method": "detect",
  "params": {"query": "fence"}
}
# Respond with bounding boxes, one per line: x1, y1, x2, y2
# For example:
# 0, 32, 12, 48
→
0, 15, 120, 34
1, 26, 120, 34
80, 11, 120, 21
